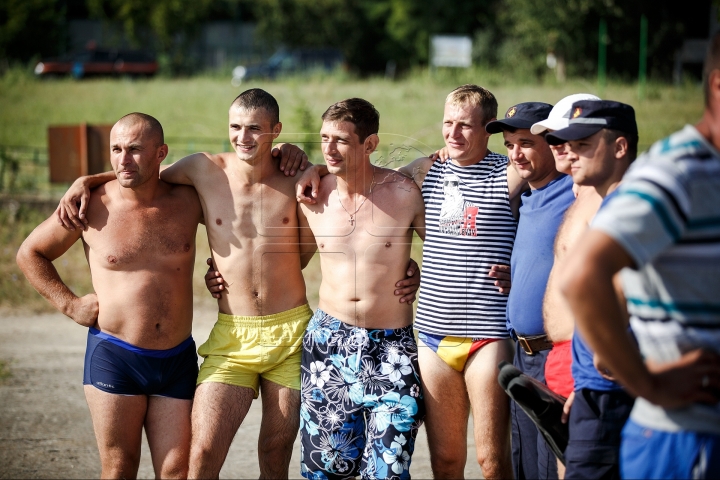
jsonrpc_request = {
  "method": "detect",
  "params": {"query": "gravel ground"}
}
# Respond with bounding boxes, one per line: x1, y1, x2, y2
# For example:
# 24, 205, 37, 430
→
0, 307, 484, 479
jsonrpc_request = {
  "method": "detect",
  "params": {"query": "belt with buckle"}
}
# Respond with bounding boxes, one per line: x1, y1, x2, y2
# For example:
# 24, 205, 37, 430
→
516, 334, 553, 355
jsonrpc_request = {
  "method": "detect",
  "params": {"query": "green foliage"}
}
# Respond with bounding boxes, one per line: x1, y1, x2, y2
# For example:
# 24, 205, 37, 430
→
251, 0, 501, 73
497, 0, 713, 80
0, 0, 714, 78
0, 0, 67, 62
86, 0, 214, 74
293, 99, 321, 162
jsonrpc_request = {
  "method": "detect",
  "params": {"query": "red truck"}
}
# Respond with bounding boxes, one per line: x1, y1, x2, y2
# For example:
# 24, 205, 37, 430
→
34, 49, 158, 78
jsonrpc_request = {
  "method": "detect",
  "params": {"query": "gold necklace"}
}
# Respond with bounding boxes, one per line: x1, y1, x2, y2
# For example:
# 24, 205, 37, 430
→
337, 169, 376, 226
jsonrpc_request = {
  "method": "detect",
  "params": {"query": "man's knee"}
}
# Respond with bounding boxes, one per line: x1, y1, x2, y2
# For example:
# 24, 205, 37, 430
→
99, 450, 141, 479
258, 431, 295, 458
477, 457, 501, 479
430, 443, 466, 474
159, 460, 189, 480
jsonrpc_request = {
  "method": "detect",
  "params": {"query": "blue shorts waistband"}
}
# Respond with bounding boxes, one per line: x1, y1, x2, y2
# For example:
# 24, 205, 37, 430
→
88, 328, 194, 358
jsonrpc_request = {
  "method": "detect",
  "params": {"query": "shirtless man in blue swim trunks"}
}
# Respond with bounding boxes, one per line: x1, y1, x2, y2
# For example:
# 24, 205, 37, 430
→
17, 113, 203, 479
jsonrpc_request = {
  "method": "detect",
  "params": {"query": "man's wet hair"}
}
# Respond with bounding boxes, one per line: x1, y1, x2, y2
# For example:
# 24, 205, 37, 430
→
116, 112, 164, 146
704, 31, 720, 107
446, 84, 498, 125
231, 88, 280, 126
321, 98, 379, 142
603, 129, 639, 163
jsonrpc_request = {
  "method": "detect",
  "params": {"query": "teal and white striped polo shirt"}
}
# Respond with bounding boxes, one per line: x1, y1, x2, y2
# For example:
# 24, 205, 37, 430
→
592, 124, 720, 434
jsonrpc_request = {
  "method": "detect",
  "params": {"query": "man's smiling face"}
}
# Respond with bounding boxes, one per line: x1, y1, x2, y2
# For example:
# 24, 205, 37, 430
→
228, 106, 281, 162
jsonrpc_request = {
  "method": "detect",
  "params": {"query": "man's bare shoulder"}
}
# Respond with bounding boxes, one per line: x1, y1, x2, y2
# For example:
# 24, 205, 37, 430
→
375, 167, 421, 193
83, 182, 115, 231
163, 182, 203, 221
88, 180, 114, 206
172, 151, 228, 173
316, 173, 338, 200
374, 167, 423, 210
165, 181, 200, 201
193, 151, 232, 171
573, 186, 603, 220
397, 156, 435, 183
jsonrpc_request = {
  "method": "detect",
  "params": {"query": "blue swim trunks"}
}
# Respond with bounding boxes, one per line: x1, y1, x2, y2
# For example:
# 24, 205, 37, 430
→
621, 420, 720, 479
300, 309, 424, 480
83, 327, 198, 400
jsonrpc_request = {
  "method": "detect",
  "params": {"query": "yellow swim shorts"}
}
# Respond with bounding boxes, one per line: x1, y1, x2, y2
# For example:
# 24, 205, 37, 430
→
197, 304, 312, 398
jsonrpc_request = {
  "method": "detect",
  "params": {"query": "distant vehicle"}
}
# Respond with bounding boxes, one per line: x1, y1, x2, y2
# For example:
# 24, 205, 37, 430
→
34, 49, 158, 78
232, 47, 345, 85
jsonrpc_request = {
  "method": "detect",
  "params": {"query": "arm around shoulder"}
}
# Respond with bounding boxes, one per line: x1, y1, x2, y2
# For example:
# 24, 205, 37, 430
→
55, 171, 115, 230
396, 157, 435, 189
160, 152, 215, 186
296, 163, 330, 204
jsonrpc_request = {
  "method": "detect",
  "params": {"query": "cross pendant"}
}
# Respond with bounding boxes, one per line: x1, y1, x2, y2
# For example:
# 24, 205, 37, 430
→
349, 216, 355, 226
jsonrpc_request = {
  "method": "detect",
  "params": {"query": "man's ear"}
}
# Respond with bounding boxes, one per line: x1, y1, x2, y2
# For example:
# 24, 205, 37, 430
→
273, 121, 283, 139
157, 144, 169, 164
615, 136, 629, 160
364, 133, 379, 155
483, 117, 496, 137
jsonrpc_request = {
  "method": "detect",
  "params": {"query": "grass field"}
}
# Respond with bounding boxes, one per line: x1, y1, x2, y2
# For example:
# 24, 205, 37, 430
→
0, 71, 705, 311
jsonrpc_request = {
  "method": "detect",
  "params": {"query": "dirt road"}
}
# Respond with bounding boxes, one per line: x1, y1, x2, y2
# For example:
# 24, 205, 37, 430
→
0, 307, 484, 479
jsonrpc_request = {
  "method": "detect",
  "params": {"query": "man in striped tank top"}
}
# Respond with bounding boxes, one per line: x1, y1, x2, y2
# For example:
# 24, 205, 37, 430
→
561, 33, 720, 479
402, 86, 527, 479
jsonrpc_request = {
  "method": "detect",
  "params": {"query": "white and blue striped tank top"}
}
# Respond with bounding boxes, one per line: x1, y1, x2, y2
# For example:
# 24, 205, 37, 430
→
415, 152, 517, 338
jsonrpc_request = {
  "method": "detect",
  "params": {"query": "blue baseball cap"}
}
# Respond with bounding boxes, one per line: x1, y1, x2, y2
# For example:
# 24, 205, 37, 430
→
485, 102, 554, 134
545, 100, 637, 145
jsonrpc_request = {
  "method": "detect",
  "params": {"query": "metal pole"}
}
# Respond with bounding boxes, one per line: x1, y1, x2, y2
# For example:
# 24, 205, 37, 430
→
598, 18, 607, 96
638, 14, 648, 101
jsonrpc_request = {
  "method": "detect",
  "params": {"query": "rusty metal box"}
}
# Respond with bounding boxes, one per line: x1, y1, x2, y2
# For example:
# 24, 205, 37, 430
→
48, 124, 112, 183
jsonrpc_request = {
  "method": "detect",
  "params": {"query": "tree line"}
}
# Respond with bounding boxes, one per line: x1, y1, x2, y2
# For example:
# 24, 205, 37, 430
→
0, 0, 715, 80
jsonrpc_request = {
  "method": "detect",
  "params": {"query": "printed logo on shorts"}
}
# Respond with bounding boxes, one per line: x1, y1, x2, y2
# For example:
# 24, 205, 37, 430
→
96, 381, 114, 389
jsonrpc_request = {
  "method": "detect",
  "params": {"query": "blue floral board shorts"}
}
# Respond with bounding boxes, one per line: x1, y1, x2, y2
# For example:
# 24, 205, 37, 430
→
300, 309, 425, 480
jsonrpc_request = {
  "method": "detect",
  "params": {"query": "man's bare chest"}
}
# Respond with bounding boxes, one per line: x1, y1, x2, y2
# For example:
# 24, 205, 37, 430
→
555, 200, 594, 257
311, 202, 412, 252
86, 210, 196, 267
202, 182, 299, 239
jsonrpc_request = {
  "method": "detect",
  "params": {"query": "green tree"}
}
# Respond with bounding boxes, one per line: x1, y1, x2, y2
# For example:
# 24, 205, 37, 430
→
86, 0, 214, 73
0, 0, 67, 64
498, 0, 713, 80
251, 0, 501, 73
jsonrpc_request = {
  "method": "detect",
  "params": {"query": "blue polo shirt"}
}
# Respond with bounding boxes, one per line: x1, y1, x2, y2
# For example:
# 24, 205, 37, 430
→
506, 173, 575, 338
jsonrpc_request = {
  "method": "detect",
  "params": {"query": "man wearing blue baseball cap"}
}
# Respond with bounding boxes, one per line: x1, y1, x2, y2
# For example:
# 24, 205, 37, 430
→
559, 33, 720, 479
486, 102, 575, 480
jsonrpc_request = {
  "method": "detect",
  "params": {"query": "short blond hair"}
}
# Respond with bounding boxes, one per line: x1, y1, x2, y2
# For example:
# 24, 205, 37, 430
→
445, 84, 498, 125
